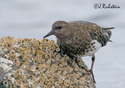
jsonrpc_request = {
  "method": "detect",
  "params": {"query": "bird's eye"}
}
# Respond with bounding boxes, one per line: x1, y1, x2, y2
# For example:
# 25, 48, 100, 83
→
55, 26, 62, 29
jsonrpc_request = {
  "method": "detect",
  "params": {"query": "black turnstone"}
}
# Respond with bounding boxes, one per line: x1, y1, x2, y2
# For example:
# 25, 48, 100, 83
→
44, 20, 114, 83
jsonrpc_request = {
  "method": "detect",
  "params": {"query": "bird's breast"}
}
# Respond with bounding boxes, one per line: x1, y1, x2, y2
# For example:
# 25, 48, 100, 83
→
59, 39, 101, 58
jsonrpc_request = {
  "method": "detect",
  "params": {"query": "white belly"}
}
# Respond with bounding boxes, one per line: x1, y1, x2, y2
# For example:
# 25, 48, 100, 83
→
83, 40, 101, 56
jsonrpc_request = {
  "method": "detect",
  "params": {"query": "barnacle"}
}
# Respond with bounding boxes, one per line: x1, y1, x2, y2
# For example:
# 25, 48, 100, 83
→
34, 56, 41, 64
13, 69, 22, 79
21, 83, 29, 88
16, 79, 22, 86
0, 37, 95, 88
39, 73, 46, 84
15, 57, 20, 66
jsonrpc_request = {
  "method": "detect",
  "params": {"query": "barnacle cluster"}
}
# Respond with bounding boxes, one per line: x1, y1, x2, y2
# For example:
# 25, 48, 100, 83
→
0, 36, 95, 88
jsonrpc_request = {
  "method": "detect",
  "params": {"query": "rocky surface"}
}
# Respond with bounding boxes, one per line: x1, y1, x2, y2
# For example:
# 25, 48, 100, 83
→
0, 37, 96, 88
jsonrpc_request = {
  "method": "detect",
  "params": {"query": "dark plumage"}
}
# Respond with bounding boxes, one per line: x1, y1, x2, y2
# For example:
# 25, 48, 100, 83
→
44, 20, 114, 83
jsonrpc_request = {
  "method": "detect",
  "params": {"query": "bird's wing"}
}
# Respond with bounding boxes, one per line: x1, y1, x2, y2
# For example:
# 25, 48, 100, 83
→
69, 21, 113, 47
85, 23, 111, 47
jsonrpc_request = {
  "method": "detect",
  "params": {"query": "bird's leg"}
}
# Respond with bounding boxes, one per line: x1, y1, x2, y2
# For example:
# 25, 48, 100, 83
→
90, 55, 95, 71
74, 58, 81, 67
75, 58, 90, 72
90, 55, 96, 83
74, 56, 96, 83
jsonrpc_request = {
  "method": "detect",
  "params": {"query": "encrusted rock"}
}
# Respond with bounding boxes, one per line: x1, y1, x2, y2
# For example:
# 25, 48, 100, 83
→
0, 36, 96, 88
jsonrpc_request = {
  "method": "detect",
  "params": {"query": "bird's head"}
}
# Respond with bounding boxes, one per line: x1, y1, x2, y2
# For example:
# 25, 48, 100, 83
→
43, 21, 70, 39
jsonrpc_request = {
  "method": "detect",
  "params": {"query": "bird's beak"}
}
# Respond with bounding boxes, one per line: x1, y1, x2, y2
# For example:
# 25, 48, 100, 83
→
43, 30, 54, 38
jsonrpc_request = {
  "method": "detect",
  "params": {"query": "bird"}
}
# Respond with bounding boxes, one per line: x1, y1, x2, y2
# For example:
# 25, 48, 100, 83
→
43, 20, 114, 83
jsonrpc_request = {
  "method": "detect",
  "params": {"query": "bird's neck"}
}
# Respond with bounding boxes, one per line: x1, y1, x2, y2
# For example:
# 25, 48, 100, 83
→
56, 34, 73, 46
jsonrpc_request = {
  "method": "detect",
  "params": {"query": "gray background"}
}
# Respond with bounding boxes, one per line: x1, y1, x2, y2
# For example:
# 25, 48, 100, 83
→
0, 0, 125, 88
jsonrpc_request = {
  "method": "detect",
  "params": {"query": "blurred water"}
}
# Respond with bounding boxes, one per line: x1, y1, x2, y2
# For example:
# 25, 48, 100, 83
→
0, 0, 125, 88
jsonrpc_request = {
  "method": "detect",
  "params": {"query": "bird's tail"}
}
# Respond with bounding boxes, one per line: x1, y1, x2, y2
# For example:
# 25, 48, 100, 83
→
102, 27, 115, 30
102, 27, 114, 42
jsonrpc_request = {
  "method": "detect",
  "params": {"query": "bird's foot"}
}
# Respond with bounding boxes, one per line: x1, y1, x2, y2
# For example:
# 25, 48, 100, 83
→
74, 58, 96, 83
84, 70, 91, 75
84, 70, 96, 83
77, 63, 90, 72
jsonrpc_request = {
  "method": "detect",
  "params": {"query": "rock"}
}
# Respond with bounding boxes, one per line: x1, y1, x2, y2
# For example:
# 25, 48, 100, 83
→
0, 67, 6, 88
0, 36, 96, 88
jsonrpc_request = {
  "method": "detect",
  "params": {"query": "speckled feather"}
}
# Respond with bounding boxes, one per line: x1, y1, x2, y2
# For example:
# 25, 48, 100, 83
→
54, 21, 113, 58
44, 21, 113, 58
